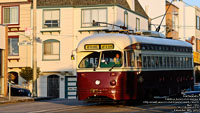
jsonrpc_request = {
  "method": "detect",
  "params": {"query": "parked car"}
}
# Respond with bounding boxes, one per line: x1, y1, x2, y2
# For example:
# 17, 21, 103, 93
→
8, 84, 31, 96
183, 83, 200, 95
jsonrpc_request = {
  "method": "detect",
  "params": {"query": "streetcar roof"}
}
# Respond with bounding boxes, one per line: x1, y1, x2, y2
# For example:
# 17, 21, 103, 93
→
77, 33, 192, 51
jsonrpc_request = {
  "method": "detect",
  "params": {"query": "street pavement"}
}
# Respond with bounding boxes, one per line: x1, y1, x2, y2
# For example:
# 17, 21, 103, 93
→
0, 98, 198, 113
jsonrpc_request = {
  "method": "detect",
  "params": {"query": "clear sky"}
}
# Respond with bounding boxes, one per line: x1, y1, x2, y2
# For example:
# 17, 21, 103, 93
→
183, 0, 200, 7
170, 0, 200, 8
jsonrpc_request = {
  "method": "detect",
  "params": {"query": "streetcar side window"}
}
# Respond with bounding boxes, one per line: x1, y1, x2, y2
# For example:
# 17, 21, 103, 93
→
79, 52, 100, 68
142, 56, 147, 68
127, 51, 135, 67
137, 54, 142, 68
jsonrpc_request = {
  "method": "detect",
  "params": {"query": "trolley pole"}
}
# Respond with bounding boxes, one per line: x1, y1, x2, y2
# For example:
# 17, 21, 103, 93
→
32, 0, 37, 97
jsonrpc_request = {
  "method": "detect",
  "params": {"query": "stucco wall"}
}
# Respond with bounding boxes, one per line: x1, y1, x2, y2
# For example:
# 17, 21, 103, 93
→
138, 0, 166, 33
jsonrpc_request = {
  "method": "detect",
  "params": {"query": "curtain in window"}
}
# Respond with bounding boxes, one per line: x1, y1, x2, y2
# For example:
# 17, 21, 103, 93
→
10, 7, 18, 24
98, 9, 106, 22
3, 8, 10, 24
8, 38, 19, 56
43, 40, 60, 60
91, 10, 98, 22
83, 10, 90, 24
44, 42, 51, 55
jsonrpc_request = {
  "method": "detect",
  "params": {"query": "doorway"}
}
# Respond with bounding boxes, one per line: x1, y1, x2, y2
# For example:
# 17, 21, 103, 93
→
47, 75, 60, 98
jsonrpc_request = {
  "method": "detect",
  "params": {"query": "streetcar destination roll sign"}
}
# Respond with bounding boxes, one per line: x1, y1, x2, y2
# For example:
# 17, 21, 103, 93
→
85, 44, 114, 50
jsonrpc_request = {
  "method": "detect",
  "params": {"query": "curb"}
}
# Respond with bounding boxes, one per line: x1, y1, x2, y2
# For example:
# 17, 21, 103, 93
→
0, 97, 53, 105
0, 98, 34, 105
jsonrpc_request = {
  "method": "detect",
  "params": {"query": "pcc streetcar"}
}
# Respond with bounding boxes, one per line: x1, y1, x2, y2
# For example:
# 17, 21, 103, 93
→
76, 33, 194, 102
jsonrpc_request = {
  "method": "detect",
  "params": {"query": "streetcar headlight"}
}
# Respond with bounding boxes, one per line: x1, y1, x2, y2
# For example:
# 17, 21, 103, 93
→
110, 80, 116, 86
95, 80, 101, 85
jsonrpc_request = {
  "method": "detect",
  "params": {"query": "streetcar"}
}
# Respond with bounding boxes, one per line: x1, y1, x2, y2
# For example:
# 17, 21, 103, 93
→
76, 32, 194, 102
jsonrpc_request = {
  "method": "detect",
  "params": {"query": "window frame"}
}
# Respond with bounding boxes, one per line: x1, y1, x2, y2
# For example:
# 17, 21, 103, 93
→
124, 11, 128, 29
136, 18, 140, 31
81, 8, 108, 28
2, 5, 20, 25
43, 9, 60, 29
42, 39, 60, 61
196, 16, 200, 30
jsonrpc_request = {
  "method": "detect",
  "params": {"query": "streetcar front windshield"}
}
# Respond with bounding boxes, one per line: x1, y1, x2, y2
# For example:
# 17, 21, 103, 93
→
100, 51, 122, 68
79, 52, 100, 68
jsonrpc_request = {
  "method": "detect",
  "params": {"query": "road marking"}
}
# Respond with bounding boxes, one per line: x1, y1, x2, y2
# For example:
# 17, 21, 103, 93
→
29, 106, 79, 113
29, 103, 96, 113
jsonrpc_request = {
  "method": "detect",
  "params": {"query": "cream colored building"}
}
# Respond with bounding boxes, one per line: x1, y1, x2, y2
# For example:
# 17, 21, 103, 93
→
0, 0, 32, 86
0, 25, 8, 96
35, 0, 149, 98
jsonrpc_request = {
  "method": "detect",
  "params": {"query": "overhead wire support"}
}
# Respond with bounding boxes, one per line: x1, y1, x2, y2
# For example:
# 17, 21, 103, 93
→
92, 20, 127, 30
156, 0, 174, 32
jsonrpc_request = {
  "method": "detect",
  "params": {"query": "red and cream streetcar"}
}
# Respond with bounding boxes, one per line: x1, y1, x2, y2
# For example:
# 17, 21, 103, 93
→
76, 32, 194, 102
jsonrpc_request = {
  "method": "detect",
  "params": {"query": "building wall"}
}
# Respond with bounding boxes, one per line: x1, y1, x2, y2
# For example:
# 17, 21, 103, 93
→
36, 5, 148, 98
0, 1, 31, 86
166, 3, 179, 40
195, 7, 200, 40
138, 0, 166, 33
173, 1, 187, 41
0, 25, 8, 96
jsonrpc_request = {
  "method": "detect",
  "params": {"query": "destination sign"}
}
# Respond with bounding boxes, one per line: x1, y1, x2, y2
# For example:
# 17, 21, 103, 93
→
85, 44, 99, 50
101, 44, 114, 49
84, 44, 114, 50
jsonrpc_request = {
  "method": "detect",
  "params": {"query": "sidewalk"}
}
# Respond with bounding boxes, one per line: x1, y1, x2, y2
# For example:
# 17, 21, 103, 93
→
0, 96, 52, 104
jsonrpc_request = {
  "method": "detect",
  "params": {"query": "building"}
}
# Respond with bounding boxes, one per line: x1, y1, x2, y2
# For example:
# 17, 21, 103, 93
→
0, 25, 8, 97
166, 1, 179, 40
35, 0, 149, 98
0, 0, 32, 86
138, 0, 167, 33
173, 0, 200, 82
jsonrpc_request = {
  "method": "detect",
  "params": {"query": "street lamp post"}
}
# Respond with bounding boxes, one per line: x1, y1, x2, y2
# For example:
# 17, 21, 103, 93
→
32, 0, 37, 97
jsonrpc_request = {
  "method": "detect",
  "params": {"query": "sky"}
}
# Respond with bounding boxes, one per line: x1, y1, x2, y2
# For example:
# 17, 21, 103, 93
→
183, 0, 200, 7
170, 0, 200, 8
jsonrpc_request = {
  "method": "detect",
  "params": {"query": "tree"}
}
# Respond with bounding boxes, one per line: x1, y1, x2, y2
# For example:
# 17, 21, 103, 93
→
19, 67, 40, 83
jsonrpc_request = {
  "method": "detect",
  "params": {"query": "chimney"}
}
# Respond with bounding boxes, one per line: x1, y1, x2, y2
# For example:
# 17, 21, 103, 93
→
126, 0, 135, 11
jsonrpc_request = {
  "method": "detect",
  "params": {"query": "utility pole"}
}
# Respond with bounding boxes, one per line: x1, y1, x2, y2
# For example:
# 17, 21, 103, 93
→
32, 0, 37, 97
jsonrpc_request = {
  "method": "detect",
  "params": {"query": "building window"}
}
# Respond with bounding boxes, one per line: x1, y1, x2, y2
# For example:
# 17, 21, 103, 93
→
196, 16, 200, 30
43, 10, 60, 28
172, 13, 178, 31
82, 8, 107, 27
124, 11, 128, 28
136, 18, 140, 31
43, 39, 60, 60
3, 6, 19, 24
8, 37, 19, 56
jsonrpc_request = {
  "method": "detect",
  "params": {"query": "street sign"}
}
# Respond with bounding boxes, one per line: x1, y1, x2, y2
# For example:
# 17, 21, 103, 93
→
18, 41, 32, 46
25, 28, 32, 36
